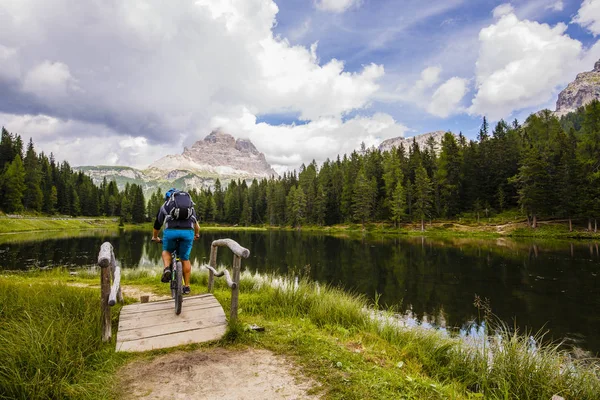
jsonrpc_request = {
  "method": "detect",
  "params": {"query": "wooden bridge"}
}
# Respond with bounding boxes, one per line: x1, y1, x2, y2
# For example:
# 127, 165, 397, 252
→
116, 294, 226, 352
98, 239, 250, 353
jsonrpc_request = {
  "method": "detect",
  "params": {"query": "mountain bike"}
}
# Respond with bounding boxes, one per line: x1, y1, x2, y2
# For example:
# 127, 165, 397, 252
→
154, 238, 183, 315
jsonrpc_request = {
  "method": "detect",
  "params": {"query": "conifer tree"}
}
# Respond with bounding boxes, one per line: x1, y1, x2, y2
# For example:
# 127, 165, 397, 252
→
23, 139, 43, 212
3, 155, 26, 212
352, 168, 376, 226
413, 163, 432, 231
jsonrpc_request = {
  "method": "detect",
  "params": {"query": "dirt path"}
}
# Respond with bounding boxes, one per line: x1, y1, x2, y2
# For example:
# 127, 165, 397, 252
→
118, 348, 320, 400
68, 282, 171, 301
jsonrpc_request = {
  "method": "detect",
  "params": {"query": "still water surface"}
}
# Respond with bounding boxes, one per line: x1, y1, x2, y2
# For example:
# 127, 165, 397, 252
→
1, 230, 599, 354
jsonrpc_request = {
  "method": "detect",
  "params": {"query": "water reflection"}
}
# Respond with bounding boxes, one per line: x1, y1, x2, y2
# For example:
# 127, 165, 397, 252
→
0, 230, 599, 355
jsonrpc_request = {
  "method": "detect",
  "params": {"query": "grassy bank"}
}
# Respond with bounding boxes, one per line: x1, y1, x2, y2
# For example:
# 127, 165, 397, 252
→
4, 269, 600, 399
2, 212, 600, 241
0, 276, 127, 399
0, 216, 118, 234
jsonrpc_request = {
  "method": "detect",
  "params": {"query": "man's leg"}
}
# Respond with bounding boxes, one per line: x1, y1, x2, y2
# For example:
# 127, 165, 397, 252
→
179, 230, 195, 292
182, 260, 191, 286
161, 230, 175, 282
162, 250, 172, 268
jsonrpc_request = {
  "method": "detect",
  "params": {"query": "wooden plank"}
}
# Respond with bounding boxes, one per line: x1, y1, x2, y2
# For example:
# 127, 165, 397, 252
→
115, 293, 227, 352
117, 305, 224, 331
116, 324, 226, 352
119, 295, 216, 315
119, 302, 221, 320
117, 312, 226, 341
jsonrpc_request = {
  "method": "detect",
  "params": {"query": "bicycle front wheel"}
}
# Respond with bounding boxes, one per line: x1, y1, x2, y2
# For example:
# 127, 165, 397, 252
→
174, 261, 183, 315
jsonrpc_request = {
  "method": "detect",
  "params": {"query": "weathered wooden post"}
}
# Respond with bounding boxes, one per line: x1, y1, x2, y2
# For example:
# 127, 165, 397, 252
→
231, 254, 241, 323
98, 242, 123, 342
208, 244, 218, 293
206, 239, 250, 323
98, 242, 113, 342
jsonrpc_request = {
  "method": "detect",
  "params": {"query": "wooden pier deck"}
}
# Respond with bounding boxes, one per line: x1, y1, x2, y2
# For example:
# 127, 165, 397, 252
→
116, 294, 227, 352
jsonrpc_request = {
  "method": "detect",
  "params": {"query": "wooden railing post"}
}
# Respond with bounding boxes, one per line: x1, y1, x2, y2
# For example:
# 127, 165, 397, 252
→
98, 242, 113, 342
208, 245, 217, 293
98, 242, 122, 342
206, 239, 250, 323
230, 255, 241, 323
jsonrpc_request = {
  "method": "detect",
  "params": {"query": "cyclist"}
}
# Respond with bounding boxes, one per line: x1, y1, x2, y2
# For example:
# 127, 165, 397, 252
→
151, 188, 200, 295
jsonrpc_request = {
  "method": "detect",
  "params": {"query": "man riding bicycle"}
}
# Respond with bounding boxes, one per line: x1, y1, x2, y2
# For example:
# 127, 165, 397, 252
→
151, 188, 200, 295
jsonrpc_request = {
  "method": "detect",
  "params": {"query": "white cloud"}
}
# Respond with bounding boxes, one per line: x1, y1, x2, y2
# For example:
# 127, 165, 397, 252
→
469, 12, 582, 119
380, 66, 467, 118
427, 77, 468, 118
546, 1, 563, 12
0, 112, 168, 168
0, 0, 386, 170
315, 0, 362, 13
573, 0, 600, 36
414, 66, 442, 92
492, 3, 514, 18
210, 108, 408, 173
22, 61, 77, 98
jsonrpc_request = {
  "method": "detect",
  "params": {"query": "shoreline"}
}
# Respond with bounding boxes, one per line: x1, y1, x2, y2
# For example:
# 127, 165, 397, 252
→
1, 215, 600, 241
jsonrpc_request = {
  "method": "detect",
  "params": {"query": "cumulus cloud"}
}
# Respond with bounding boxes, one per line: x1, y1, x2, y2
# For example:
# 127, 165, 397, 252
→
22, 61, 78, 99
315, 0, 362, 13
0, 0, 384, 170
427, 77, 468, 118
573, 0, 600, 36
1, 112, 168, 168
469, 11, 582, 119
492, 3, 514, 18
381, 66, 467, 118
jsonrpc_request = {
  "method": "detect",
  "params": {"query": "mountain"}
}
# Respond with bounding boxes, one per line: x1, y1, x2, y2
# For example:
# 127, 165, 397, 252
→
555, 59, 600, 117
75, 130, 277, 197
379, 130, 447, 153
147, 130, 277, 179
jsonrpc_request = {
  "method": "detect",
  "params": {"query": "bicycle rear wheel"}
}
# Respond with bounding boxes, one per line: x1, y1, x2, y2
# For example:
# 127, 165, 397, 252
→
174, 261, 183, 315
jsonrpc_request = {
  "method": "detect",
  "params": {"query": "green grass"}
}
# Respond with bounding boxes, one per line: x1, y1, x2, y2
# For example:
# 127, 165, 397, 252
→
0, 277, 127, 399
3, 269, 600, 399
0, 216, 118, 234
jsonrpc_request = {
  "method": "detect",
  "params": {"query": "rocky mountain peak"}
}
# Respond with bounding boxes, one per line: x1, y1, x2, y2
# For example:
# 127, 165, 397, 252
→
379, 130, 448, 153
201, 129, 236, 146
555, 59, 600, 117
149, 130, 277, 179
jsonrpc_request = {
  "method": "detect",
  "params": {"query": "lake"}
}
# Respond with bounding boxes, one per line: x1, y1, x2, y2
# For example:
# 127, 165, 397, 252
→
1, 229, 599, 355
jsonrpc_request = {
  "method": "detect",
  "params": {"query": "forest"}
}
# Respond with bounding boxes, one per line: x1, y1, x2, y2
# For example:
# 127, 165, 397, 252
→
3, 100, 600, 230
0, 129, 146, 223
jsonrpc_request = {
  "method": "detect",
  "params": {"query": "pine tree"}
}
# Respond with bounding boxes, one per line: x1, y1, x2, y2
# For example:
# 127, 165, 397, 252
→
436, 132, 462, 217
514, 146, 551, 228
413, 163, 432, 231
352, 168, 376, 226
390, 181, 406, 227
3, 155, 26, 213
131, 185, 146, 223
23, 139, 43, 212
240, 195, 252, 226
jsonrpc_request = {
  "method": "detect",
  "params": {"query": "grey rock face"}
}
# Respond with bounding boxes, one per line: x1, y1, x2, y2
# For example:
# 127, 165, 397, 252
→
148, 129, 278, 179
379, 131, 448, 153
555, 59, 600, 117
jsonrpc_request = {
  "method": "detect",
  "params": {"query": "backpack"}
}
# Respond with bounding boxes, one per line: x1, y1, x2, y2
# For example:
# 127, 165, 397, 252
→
167, 191, 194, 220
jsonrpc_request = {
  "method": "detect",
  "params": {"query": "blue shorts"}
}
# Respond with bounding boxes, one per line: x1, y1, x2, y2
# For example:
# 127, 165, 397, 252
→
162, 229, 195, 261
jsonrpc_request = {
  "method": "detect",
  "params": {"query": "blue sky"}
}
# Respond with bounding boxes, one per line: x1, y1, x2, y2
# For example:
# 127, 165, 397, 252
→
268, 0, 600, 138
1, 0, 600, 172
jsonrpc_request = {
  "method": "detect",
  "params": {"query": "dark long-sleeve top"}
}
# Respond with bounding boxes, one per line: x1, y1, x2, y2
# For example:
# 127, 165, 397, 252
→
153, 202, 198, 230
